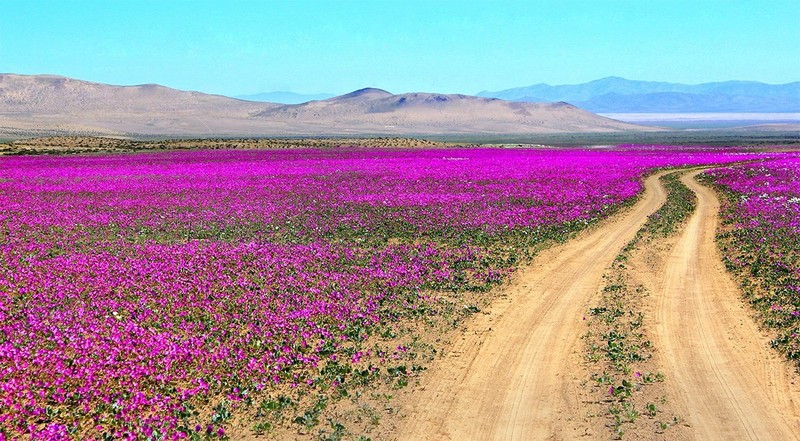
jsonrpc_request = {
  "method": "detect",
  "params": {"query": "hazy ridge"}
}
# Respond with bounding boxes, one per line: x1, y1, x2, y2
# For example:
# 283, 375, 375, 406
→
478, 77, 800, 113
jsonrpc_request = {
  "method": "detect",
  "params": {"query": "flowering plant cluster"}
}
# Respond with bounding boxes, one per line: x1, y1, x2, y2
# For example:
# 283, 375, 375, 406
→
0, 147, 777, 439
703, 156, 800, 364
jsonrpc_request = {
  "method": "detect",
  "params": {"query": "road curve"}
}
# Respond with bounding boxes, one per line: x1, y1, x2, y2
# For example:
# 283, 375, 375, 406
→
397, 172, 670, 440
644, 171, 800, 440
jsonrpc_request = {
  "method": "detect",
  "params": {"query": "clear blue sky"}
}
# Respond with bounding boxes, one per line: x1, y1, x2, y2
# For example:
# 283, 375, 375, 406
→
1, 0, 798, 96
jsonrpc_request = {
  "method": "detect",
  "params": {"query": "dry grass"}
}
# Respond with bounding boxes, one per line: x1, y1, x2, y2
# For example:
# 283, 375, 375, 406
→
0, 136, 456, 155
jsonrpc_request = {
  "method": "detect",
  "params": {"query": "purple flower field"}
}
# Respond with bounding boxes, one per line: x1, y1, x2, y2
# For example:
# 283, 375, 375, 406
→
0, 147, 787, 439
707, 158, 800, 234
704, 157, 800, 364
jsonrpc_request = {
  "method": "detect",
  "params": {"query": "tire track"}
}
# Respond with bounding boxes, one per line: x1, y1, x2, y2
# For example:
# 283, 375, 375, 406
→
640, 171, 800, 440
397, 172, 670, 440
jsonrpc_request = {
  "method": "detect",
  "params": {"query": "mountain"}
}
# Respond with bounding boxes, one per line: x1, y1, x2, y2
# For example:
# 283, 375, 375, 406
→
0, 73, 275, 136
478, 77, 800, 113
577, 91, 800, 113
249, 88, 646, 134
236, 91, 335, 104
0, 74, 272, 114
0, 74, 648, 137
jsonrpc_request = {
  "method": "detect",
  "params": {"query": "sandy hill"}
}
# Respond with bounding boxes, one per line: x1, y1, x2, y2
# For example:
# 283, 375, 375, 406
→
0, 74, 271, 114
0, 74, 650, 137
253, 88, 644, 133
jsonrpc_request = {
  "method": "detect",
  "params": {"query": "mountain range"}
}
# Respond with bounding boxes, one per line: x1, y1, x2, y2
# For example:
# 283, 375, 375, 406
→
0, 74, 646, 137
477, 77, 800, 113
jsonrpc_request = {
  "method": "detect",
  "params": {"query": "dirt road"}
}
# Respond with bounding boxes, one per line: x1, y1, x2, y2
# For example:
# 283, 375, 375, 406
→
397, 173, 669, 440
398, 170, 800, 440
637, 171, 800, 440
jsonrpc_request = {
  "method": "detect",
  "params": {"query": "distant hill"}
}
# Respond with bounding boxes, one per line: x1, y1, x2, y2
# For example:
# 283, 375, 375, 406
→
248, 87, 648, 134
0, 73, 275, 137
236, 91, 335, 104
0, 74, 649, 137
478, 77, 800, 113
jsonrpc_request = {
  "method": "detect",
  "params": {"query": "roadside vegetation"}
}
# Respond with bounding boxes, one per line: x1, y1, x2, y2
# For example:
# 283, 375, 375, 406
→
583, 171, 697, 439
701, 157, 800, 367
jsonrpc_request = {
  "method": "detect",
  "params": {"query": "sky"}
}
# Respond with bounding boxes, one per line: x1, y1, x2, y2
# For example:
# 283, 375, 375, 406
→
1, 0, 798, 97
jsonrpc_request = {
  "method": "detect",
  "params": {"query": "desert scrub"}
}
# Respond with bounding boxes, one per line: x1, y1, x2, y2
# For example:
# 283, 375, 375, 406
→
583, 170, 696, 438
